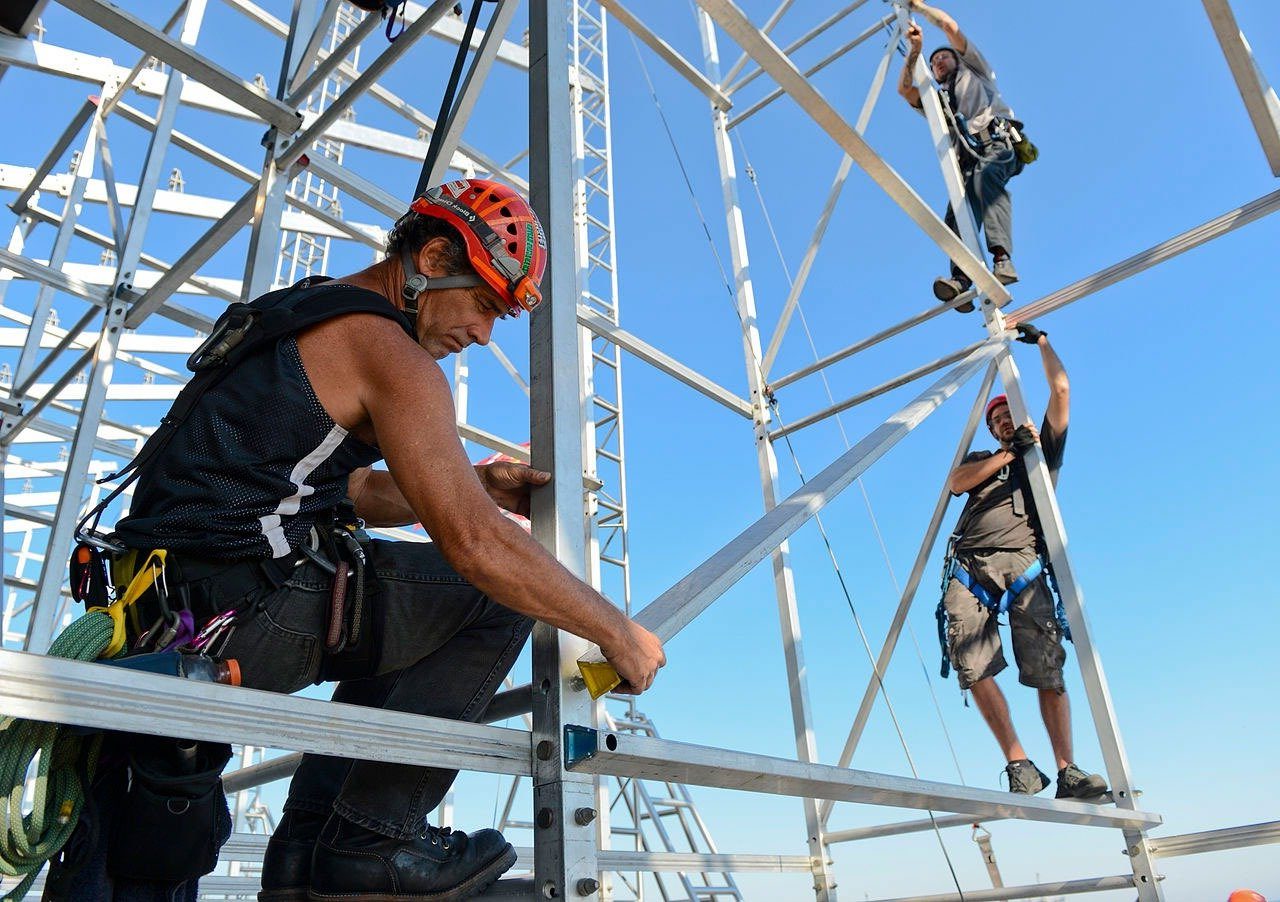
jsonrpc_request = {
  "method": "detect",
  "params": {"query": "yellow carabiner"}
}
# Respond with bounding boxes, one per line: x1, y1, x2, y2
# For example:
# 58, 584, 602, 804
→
88, 549, 168, 658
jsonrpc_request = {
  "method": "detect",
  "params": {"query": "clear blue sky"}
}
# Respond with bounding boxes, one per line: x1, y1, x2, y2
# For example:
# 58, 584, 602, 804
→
3, 1, 1278, 898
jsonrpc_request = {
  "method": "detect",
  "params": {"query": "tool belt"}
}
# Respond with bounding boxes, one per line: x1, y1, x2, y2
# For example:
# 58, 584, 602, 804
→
68, 504, 379, 681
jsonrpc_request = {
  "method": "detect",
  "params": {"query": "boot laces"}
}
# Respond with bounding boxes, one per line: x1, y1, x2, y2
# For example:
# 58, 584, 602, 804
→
418, 824, 459, 850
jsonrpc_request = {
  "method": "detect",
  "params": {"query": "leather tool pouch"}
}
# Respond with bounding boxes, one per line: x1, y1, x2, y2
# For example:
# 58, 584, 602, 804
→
107, 736, 232, 882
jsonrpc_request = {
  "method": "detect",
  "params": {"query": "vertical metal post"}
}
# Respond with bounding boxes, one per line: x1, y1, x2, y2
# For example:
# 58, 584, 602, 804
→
24, 0, 211, 653
9, 100, 108, 391
529, 1, 600, 899
694, 11, 835, 900
994, 355, 1164, 899
241, 0, 322, 299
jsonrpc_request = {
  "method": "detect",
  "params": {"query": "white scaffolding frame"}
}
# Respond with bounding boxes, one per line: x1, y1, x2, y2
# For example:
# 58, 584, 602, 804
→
2, 1, 1279, 899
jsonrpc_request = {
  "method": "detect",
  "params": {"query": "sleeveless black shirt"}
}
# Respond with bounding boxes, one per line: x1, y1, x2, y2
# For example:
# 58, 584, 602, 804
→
115, 280, 414, 560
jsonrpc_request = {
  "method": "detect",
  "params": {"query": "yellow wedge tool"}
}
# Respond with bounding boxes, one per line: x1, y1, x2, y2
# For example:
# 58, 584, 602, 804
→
577, 659, 621, 699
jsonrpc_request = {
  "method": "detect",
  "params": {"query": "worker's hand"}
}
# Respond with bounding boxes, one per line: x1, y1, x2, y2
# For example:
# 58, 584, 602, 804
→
1014, 322, 1046, 345
475, 461, 551, 518
600, 620, 666, 695
906, 21, 923, 54
1010, 423, 1039, 455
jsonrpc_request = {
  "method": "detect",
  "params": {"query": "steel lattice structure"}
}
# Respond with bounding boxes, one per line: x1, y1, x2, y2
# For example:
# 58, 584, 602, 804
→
2, 1, 1279, 899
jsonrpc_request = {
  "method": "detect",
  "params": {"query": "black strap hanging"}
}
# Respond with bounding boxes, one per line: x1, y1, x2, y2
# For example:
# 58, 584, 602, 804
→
414, 0, 500, 199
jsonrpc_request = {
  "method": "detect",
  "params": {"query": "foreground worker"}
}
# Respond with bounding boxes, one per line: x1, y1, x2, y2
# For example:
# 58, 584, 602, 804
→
898, 0, 1030, 310
938, 323, 1106, 799
113, 179, 665, 900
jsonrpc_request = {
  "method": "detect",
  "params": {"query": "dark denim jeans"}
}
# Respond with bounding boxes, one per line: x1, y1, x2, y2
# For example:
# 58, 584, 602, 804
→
217, 539, 532, 841
943, 137, 1024, 278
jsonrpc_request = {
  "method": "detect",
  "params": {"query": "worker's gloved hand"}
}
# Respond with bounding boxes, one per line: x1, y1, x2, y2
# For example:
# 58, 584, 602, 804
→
1010, 425, 1038, 455
1014, 322, 1046, 345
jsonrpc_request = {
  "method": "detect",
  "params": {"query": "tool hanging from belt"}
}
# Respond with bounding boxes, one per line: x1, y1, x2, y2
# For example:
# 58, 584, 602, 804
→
299, 504, 378, 681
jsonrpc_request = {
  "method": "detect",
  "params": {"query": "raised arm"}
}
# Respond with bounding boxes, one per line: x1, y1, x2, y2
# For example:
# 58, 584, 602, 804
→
1014, 323, 1068, 434
898, 21, 923, 109
909, 1, 967, 55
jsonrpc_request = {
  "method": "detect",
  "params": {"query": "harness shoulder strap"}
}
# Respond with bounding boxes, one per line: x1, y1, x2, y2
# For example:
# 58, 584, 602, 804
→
78, 282, 413, 544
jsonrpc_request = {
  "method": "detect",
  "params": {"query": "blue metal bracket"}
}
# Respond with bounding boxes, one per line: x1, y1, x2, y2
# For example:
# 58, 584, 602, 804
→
563, 724, 598, 768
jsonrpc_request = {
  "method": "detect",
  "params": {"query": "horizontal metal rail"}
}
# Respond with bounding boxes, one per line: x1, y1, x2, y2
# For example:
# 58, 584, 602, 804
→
1008, 188, 1280, 324
576, 306, 752, 417
824, 813, 981, 844
770, 340, 988, 440
55, 0, 301, 134
0, 650, 531, 776
1148, 819, 1280, 858
566, 729, 1161, 830
769, 289, 978, 390
727, 14, 892, 130
726, 0, 871, 95
865, 874, 1138, 902
221, 683, 536, 793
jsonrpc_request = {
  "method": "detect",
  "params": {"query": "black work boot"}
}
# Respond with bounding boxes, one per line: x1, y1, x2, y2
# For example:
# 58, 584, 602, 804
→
260, 810, 326, 902
1003, 758, 1049, 795
932, 275, 975, 312
1056, 763, 1108, 800
310, 813, 517, 901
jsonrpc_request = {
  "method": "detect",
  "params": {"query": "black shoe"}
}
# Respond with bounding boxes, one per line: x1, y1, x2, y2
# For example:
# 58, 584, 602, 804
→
260, 810, 326, 902
1002, 758, 1049, 795
932, 276, 975, 312
1055, 763, 1108, 800
310, 813, 517, 901
992, 256, 1019, 286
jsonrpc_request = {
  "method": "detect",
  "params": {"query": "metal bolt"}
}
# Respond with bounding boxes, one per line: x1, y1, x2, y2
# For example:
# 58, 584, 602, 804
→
575, 877, 599, 896
536, 807, 554, 829
569, 675, 587, 692
573, 807, 596, 826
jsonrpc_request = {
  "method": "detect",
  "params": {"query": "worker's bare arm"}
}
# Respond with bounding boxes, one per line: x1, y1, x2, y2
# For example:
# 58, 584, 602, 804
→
343, 317, 664, 690
899, 22, 923, 108
348, 467, 417, 527
348, 462, 547, 527
949, 449, 1015, 495
1038, 338, 1069, 435
909, 1, 967, 54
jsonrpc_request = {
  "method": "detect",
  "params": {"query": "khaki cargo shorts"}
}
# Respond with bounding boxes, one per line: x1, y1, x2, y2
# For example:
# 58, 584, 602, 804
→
943, 548, 1066, 692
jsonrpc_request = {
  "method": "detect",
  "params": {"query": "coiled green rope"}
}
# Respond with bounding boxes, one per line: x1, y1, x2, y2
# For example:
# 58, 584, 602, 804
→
1, 612, 116, 899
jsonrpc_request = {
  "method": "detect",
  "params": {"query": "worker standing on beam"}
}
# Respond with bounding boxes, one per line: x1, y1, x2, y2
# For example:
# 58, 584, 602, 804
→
937, 323, 1106, 800
109, 179, 665, 901
898, 1, 1032, 311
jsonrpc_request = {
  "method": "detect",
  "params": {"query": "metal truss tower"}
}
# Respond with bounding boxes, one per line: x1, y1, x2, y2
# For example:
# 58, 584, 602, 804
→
2, 1, 1280, 900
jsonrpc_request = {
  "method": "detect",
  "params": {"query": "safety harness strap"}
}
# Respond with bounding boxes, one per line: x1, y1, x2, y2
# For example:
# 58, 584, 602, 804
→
77, 281, 413, 548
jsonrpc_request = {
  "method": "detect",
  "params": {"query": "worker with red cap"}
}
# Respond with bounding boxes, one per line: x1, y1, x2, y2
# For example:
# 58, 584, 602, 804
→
113, 180, 666, 900
938, 321, 1106, 800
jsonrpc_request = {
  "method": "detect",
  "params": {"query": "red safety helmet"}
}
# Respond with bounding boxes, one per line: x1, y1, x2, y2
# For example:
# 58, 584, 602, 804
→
409, 179, 546, 316
985, 394, 1009, 426
1228, 892, 1266, 902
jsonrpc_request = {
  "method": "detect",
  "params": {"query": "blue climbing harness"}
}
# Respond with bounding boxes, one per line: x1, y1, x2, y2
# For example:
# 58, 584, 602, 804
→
935, 539, 1072, 679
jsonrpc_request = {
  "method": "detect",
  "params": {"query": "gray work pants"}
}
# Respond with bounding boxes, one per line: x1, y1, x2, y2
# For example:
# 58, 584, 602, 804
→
217, 539, 533, 840
944, 137, 1024, 279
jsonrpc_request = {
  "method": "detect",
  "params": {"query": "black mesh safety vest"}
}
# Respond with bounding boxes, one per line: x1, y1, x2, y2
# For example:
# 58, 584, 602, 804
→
115, 278, 415, 561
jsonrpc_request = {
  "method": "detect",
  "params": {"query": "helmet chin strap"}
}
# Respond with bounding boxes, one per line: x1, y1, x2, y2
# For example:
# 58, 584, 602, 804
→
399, 245, 488, 321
